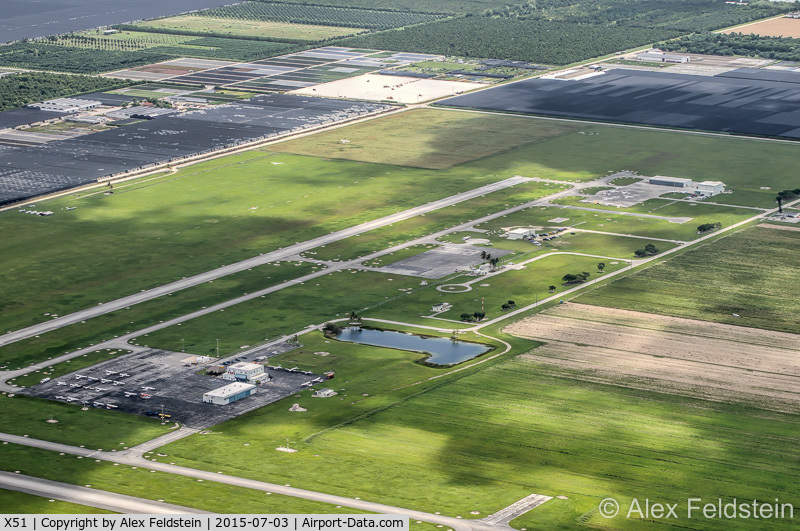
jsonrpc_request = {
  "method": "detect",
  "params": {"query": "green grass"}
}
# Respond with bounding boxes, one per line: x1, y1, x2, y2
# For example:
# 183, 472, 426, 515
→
272, 108, 581, 169
141, 250, 628, 353
370, 254, 625, 325
609, 176, 643, 186
152, 352, 800, 527
0, 444, 369, 515
476, 203, 752, 241
9, 349, 131, 387
302, 181, 568, 261
538, 231, 677, 257
0, 261, 317, 369
0, 394, 172, 448
0, 489, 113, 514
139, 270, 425, 356
0, 149, 514, 334
278, 108, 800, 202
577, 226, 800, 332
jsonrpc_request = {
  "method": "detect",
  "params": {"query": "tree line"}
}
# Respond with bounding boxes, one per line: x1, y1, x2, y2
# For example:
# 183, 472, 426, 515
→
0, 72, 137, 110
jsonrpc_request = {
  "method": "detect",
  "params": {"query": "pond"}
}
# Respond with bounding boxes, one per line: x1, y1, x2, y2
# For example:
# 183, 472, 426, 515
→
336, 327, 491, 365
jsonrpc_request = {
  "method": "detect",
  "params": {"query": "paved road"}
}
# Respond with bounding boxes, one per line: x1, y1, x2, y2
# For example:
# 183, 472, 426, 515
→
0, 177, 530, 349
0, 470, 210, 514
0, 432, 500, 531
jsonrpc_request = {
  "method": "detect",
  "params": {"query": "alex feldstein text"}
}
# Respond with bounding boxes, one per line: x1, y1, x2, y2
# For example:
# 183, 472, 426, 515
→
0, 516, 409, 531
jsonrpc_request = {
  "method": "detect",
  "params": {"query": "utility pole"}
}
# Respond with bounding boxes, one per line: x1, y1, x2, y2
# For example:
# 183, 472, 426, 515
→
180, 339, 185, 352
216, 338, 220, 358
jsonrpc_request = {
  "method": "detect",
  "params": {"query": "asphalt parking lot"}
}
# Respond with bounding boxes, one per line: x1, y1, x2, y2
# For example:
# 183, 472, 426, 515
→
380, 244, 513, 278
23, 345, 319, 429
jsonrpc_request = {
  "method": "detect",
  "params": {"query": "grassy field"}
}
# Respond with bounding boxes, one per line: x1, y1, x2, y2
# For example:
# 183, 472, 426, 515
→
476, 204, 752, 241
0, 444, 369, 515
577, 226, 800, 332
0, 149, 509, 333
371, 253, 625, 324
138, 270, 426, 356
152, 352, 800, 528
302, 181, 568, 261
0, 261, 317, 369
272, 108, 581, 169
0, 394, 172, 448
140, 251, 626, 354
276, 109, 800, 204
0, 490, 112, 514
137, 16, 366, 41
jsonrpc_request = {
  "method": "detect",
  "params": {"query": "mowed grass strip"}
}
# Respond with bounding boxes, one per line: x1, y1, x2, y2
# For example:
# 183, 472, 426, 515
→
304, 181, 568, 261
577, 226, 800, 332
0, 444, 369, 515
0, 394, 172, 448
154, 355, 800, 527
0, 261, 317, 369
0, 150, 503, 333
0, 489, 112, 514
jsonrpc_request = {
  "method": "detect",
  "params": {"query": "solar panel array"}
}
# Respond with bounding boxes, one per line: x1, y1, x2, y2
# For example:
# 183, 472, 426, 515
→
0, 94, 392, 205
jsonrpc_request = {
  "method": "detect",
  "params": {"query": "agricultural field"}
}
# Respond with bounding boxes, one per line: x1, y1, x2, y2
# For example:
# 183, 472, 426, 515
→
272, 108, 580, 169
577, 226, 800, 332
507, 303, 800, 410
152, 346, 800, 528
723, 16, 800, 38
136, 16, 367, 41
193, 2, 445, 31
0, 33, 293, 73
662, 31, 800, 62
276, 108, 800, 204
266, 0, 506, 14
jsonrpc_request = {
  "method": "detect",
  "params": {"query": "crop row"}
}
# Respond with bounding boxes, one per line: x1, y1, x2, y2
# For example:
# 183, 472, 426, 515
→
195, 1, 445, 30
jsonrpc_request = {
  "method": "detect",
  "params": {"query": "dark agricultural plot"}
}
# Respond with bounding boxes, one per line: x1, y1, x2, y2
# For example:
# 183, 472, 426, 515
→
440, 69, 800, 139
0, 95, 391, 206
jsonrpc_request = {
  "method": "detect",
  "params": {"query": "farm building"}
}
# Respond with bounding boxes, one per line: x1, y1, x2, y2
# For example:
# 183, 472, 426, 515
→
649, 176, 693, 188
202, 382, 256, 405
506, 227, 537, 240
696, 181, 726, 196
222, 362, 267, 382
28, 98, 102, 113
637, 52, 690, 63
